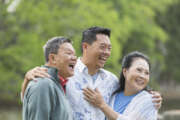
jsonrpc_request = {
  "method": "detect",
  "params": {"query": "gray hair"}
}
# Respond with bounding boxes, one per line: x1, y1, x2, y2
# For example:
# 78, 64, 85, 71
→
43, 36, 71, 62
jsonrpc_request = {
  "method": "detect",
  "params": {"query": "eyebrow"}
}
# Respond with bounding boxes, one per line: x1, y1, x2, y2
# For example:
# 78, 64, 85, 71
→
100, 43, 111, 46
137, 66, 149, 71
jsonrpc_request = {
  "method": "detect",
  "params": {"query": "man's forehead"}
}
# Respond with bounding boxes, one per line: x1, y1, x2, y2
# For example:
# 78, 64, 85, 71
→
95, 34, 111, 43
59, 43, 74, 51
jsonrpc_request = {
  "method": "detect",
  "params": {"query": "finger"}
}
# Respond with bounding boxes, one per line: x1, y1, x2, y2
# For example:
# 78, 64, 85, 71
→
149, 91, 156, 95
154, 102, 161, 110
35, 71, 50, 78
84, 96, 95, 106
152, 97, 162, 103
95, 88, 100, 93
36, 67, 48, 73
86, 87, 96, 94
152, 93, 161, 99
32, 68, 50, 78
83, 91, 94, 100
83, 88, 94, 96
84, 96, 90, 102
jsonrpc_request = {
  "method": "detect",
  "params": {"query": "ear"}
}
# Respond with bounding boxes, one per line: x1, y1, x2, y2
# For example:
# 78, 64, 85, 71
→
122, 68, 127, 78
82, 42, 89, 51
49, 53, 56, 64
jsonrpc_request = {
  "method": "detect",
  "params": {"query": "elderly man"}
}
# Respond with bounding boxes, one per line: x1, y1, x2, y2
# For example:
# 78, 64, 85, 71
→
22, 37, 76, 120
22, 27, 162, 120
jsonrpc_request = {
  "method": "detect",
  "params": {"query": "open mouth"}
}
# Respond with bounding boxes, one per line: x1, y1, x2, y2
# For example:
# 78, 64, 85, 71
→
68, 63, 75, 70
99, 56, 107, 62
135, 79, 144, 85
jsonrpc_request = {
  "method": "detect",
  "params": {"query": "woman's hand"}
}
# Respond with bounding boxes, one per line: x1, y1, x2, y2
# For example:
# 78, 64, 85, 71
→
83, 87, 106, 109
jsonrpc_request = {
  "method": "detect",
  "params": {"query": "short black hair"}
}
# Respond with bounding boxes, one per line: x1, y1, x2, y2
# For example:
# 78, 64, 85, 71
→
43, 36, 71, 62
81, 26, 111, 52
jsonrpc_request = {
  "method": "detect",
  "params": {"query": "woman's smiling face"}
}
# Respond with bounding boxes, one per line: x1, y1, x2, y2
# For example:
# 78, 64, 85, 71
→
124, 58, 150, 94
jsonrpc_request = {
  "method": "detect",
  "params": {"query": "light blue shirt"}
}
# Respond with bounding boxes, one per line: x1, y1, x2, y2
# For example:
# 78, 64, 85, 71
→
113, 92, 139, 114
66, 58, 119, 120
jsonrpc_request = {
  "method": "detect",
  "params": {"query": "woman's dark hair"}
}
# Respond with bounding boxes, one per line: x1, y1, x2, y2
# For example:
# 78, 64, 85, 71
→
114, 51, 151, 94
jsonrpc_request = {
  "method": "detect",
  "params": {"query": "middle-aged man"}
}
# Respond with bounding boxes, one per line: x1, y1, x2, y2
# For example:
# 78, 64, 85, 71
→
22, 37, 76, 120
21, 27, 162, 120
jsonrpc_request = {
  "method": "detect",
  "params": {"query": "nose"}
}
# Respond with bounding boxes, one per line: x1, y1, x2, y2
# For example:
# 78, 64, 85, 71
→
139, 72, 148, 80
71, 55, 77, 61
103, 48, 111, 56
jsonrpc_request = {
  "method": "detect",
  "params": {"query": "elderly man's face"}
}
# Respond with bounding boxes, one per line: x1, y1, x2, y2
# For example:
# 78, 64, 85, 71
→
54, 43, 77, 78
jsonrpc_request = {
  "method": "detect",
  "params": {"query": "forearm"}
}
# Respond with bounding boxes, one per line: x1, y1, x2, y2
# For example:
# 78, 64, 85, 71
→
99, 103, 119, 120
21, 78, 30, 99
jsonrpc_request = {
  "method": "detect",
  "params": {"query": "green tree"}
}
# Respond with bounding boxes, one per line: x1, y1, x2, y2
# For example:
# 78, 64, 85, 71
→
156, 0, 180, 83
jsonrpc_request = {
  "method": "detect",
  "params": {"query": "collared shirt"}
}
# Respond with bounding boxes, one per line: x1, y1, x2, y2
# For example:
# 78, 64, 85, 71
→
66, 58, 119, 120
58, 74, 68, 93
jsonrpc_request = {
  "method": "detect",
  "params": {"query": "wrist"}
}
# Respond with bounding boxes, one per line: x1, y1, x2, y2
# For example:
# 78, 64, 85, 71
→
99, 102, 107, 110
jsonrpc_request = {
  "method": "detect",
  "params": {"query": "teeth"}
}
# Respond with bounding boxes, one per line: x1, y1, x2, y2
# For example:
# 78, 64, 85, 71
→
136, 80, 144, 85
69, 65, 74, 69
100, 57, 106, 61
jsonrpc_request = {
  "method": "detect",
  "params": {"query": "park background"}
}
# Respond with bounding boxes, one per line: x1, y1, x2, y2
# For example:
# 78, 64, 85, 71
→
0, 0, 180, 119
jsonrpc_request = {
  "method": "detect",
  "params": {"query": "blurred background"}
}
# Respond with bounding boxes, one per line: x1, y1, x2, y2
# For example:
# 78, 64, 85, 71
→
0, 0, 180, 119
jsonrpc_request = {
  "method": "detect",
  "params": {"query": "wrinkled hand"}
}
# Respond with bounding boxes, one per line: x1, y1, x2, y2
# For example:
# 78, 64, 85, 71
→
24, 66, 50, 81
150, 91, 162, 110
83, 87, 106, 108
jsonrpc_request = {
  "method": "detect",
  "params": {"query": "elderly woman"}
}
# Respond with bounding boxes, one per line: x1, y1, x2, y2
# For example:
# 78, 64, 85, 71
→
83, 51, 157, 120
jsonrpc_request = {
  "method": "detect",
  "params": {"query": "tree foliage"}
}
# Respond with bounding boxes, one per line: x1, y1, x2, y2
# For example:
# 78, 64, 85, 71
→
156, 0, 180, 83
0, 0, 178, 103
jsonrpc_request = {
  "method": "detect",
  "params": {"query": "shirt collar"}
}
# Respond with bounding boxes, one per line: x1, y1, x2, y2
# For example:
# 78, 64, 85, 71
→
58, 74, 68, 93
76, 57, 107, 79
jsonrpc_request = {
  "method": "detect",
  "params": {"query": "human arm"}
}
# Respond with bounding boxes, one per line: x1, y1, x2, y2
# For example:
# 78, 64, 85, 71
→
21, 66, 50, 99
83, 88, 120, 120
83, 88, 157, 120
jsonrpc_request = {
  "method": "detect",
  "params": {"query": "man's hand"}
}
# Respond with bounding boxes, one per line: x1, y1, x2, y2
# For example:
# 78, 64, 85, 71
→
21, 66, 50, 100
150, 91, 162, 110
24, 67, 50, 81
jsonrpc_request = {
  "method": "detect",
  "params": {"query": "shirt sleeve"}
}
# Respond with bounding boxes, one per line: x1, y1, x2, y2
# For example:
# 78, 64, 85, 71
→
25, 78, 55, 120
116, 92, 157, 120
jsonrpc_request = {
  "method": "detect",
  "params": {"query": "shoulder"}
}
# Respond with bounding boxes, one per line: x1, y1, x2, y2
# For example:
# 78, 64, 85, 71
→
101, 69, 118, 80
27, 77, 55, 94
137, 91, 152, 101
131, 90, 156, 112
132, 91, 153, 105
125, 91, 157, 119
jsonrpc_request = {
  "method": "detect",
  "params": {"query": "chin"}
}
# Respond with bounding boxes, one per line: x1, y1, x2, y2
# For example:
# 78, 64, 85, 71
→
68, 72, 74, 77
137, 87, 145, 92
97, 64, 105, 68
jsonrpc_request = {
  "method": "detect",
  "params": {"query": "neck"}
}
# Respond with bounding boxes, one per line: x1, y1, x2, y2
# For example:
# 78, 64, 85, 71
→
45, 63, 66, 79
124, 85, 138, 96
81, 57, 99, 75
45, 63, 56, 68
